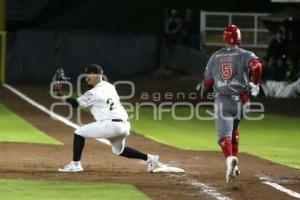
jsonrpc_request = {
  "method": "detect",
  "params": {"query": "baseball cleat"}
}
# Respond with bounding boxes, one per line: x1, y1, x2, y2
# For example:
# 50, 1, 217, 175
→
58, 161, 83, 172
234, 165, 240, 177
226, 156, 238, 183
146, 154, 160, 172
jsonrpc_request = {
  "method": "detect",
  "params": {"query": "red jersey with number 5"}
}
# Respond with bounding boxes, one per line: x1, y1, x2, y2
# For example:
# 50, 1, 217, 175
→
204, 47, 259, 95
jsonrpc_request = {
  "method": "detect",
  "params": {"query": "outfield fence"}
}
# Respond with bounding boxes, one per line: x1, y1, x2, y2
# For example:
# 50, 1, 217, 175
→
200, 11, 271, 48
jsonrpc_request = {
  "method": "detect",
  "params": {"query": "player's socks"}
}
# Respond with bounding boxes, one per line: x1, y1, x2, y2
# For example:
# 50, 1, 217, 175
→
120, 147, 148, 161
219, 137, 233, 158
73, 133, 85, 162
232, 130, 239, 157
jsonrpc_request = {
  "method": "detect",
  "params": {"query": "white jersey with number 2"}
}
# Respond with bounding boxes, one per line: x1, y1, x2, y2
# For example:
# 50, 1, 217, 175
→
76, 81, 128, 121
75, 81, 130, 155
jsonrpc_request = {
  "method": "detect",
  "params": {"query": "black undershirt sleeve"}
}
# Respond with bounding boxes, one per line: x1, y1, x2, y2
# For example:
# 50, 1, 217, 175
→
66, 98, 79, 108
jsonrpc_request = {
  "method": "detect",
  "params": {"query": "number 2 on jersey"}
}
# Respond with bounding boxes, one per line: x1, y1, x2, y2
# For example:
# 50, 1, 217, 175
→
221, 63, 233, 80
106, 98, 115, 111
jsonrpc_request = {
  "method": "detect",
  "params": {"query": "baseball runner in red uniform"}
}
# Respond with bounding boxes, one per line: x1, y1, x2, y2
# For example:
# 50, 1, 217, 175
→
203, 25, 263, 183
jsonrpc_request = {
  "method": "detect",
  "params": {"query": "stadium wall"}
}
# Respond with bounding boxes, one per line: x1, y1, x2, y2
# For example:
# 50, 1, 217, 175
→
6, 31, 159, 83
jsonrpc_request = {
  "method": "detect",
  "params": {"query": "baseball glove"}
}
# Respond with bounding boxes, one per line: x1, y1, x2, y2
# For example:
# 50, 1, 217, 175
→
51, 68, 70, 96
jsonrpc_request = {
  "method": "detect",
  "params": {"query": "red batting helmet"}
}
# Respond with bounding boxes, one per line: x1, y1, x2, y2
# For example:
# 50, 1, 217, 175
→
223, 25, 241, 44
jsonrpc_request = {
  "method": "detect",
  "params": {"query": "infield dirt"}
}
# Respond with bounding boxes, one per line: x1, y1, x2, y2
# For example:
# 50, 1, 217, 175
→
0, 83, 300, 200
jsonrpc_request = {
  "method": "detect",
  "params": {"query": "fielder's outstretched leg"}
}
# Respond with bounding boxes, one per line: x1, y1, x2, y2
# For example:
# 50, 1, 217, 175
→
119, 147, 147, 160
59, 134, 160, 173
119, 147, 159, 172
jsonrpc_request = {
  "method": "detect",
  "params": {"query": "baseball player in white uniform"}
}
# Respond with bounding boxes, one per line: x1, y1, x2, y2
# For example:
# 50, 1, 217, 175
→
58, 64, 159, 172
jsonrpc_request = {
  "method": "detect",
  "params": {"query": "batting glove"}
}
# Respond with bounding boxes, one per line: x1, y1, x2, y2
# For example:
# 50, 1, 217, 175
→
249, 82, 260, 97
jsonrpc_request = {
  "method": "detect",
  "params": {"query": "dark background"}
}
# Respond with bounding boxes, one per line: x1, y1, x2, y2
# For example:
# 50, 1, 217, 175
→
5, 0, 293, 83
7, 0, 285, 32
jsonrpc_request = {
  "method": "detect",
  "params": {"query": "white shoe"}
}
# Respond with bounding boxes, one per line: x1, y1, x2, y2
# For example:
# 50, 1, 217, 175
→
226, 156, 238, 183
234, 165, 240, 177
147, 154, 159, 172
58, 161, 83, 172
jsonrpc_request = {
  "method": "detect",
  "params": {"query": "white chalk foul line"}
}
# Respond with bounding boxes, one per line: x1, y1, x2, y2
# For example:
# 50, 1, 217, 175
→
170, 174, 232, 200
188, 179, 232, 200
2, 83, 110, 145
4, 83, 233, 200
258, 175, 300, 199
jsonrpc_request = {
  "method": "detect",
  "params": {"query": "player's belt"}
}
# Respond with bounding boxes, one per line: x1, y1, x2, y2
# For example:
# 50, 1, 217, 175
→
219, 93, 240, 101
112, 119, 128, 123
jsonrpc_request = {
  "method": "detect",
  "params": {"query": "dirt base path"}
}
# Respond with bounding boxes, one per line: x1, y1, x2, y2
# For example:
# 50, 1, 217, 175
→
0, 85, 300, 200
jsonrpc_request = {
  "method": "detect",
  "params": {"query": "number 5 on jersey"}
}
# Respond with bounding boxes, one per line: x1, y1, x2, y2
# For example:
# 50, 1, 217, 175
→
221, 63, 233, 80
106, 98, 115, 111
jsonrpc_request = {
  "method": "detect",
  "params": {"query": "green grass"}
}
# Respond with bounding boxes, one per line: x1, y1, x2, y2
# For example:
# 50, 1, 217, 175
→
0, 179, 149, 200
131, 106, 300, 169
0, 104, 62, 145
